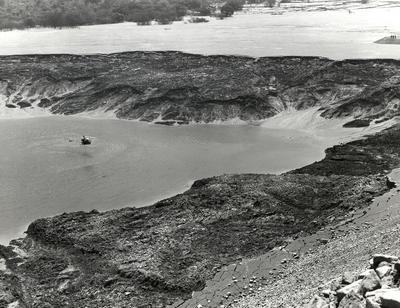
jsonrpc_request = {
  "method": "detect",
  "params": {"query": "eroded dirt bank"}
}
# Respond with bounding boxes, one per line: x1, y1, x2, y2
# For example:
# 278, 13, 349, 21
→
2, 52, 400, 126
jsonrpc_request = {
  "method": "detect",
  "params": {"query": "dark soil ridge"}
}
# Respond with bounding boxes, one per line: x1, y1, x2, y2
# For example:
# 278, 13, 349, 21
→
1, 120, 400, 307
2, 51, 400, 125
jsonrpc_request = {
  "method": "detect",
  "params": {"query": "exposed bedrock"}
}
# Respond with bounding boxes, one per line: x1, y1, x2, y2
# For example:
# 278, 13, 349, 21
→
306, 254, 400, 308
2, 123, 400, 307
2, 52, 400, 124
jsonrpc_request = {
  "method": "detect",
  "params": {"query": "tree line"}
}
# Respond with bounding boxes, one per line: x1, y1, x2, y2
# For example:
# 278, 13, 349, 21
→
0, 0, 245, 29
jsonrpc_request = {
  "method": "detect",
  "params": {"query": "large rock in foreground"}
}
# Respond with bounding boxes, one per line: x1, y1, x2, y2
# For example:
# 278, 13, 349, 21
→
308, 254, 400, 308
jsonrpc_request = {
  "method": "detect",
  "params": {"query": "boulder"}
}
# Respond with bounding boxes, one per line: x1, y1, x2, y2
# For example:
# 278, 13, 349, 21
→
381, 275, 395, 289
306, 295, 329, 308
393, 262, 400, 275
337, 280, 363, 302
366, 288, 393, 298
380, 289, 400, 308
342, 272, 356, 285
360, 269, 375, 279
328, 278, 342, 291
366, 296, 381, 308
322, 289, 333, 297
376, 266, 392, 279
328, 292, 338, 308
372, 255, 399, 269
338, 290, 366, 308
378, 262, 392, 268
366, 289, 400, 308
361, 269, 381, 294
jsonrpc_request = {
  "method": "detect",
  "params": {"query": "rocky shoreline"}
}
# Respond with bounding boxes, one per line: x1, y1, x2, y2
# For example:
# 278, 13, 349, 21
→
1, 123, 400, 307
3, 52, 400, 307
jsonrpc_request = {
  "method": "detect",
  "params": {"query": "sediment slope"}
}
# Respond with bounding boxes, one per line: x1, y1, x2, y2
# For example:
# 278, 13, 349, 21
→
2, 52, 400, 125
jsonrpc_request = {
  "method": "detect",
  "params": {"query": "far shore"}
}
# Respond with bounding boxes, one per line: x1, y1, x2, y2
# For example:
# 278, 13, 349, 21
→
1, 6, 400, 59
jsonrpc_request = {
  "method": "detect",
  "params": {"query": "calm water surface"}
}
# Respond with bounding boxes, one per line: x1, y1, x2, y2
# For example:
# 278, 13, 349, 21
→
0, 117, 330, 243
0, 7, 400, 58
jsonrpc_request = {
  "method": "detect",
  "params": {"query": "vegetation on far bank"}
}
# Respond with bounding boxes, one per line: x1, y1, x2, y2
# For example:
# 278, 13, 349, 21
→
0, 0, 247, 29
0, 0, 373, 30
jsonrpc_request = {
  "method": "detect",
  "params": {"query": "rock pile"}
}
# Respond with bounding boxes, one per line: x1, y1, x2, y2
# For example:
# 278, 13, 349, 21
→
307, 254, 400, 308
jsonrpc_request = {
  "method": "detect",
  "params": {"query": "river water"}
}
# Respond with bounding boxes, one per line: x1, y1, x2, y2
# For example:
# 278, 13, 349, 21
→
0, 115, 346, 244
0, 7, 399, 58
1, 6, 399, 244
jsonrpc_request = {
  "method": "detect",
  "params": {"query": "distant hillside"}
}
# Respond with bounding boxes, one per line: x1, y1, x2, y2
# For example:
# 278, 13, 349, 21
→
0, 0, 244, 29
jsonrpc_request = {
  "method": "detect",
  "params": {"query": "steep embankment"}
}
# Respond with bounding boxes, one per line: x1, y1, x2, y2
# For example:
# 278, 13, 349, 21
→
231, 171, 400, 308
2, 52, 400, 126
